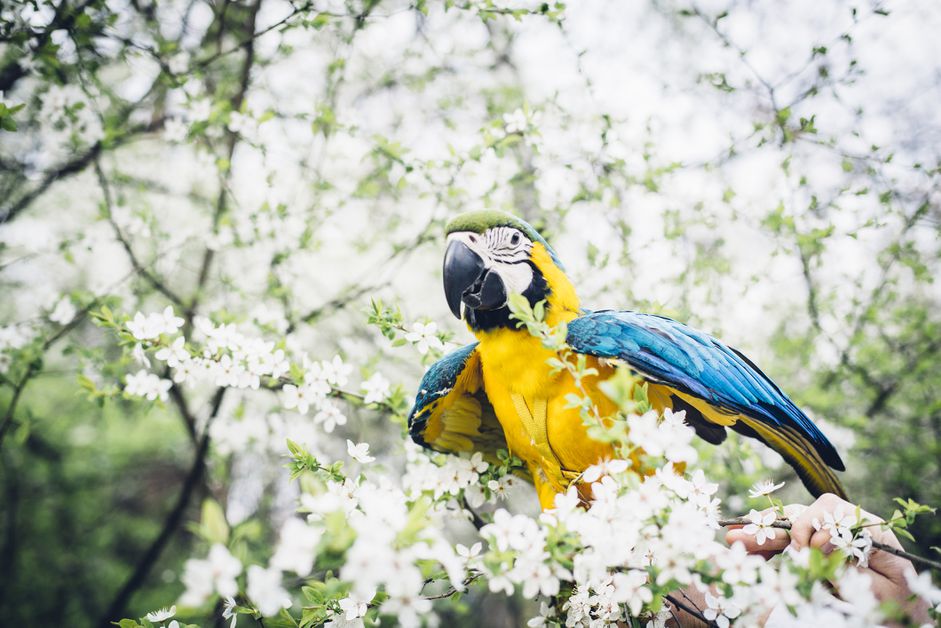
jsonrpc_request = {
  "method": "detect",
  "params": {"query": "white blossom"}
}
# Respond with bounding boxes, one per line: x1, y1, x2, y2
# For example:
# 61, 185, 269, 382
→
339, 592, 371, 620
404, 322, 444, 355
905, 569, 941, 612
503, 108, 528, 133
703, 593, 741, 628
360, 372, 390, 404
246, 565, 291, 616
270, 518, 321, 576
222, 596, 238, 628
314, 400, 346, 433
346, 440, 375, 464
627, 409, 698, 463
742, 509, 778, 546
581, 458, 630, 483
155, 336, 189, 368
718, 542, 761, 585
144, 605, 176, 622
748, 479, 785, 498
282, 383, 316, 414
812, 508, 856, 549
164, 118, 188, 142
127, 307, 184, 341
179, 544, 242, 606
125, 369, 172, 401
49, 297, 76, 324
835, 528, 873, 567
168, 52, 189, 74
321, 355, 352, 388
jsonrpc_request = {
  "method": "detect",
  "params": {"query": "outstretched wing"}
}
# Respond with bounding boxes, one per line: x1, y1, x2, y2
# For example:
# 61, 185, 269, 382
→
408, 343, 508, 457
566, 310, 847, 498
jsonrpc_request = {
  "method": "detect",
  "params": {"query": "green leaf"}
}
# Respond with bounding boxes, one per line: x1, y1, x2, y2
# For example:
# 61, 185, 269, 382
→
894, 527, 916, 542
200, 498, 229, 544
263, 610, 299, 628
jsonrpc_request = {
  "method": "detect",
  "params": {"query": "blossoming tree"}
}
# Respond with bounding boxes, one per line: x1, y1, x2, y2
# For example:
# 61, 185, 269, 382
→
1, 0, 940, 626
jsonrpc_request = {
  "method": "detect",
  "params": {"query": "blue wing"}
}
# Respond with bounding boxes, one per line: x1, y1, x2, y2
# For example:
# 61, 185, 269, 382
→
567, 310, 846, 497
408, 343, 507, 456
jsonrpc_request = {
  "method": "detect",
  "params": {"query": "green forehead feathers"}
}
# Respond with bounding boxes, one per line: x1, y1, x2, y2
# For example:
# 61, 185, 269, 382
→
445, 210, 564, 268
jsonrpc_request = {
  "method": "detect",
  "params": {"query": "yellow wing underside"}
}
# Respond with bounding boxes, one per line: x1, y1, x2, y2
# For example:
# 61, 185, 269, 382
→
417, 351, 508, 459
648, 383, 846, 499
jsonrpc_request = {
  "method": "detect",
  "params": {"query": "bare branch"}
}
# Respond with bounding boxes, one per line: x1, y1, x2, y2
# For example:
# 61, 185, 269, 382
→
93, 159, 187, 306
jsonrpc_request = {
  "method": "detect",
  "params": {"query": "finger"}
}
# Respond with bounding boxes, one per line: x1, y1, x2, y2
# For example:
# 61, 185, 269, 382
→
726, 527, 790, 556
789, 493, 845, 550
782, 503, 808, 521
866, 537, 914, 581
809, 529, 835, 554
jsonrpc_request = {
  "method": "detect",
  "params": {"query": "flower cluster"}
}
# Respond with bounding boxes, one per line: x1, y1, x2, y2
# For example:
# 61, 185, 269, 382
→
114, 308, 393, 455
811, 508, 874, 567
280, 355, 353, 433
120, 363, 937, 628
403, 321, 446, 356
469, 430, 898, 627
127, 307, 185, 341
124, 369, 172, 401
626, 408, 699, 465
37, 84, 104, 161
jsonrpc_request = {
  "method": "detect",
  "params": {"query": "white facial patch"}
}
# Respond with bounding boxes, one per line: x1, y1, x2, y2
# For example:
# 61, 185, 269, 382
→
496, 260, 534, 295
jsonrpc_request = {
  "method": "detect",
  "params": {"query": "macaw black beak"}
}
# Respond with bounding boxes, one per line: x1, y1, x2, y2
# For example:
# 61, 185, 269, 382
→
443, 240, 507, 320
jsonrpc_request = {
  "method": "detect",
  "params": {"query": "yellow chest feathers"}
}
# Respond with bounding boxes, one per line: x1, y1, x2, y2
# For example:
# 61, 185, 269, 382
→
475, 329, 618, 495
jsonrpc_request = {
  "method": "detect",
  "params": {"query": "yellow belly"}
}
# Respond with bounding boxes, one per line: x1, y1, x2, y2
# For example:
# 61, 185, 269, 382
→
476, 328, 620, 508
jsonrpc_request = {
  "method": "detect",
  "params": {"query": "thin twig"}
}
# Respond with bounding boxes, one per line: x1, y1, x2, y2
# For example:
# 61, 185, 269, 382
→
0, 375, 30, 446
665, 592, 715, 627
422, 573, 482, 600
186, 0, 262, 324
719, 517, 793, 530
461, 496, 486, 531
94, 158, 186, 306
194, 1, 322, 68
1, 116, 164, 224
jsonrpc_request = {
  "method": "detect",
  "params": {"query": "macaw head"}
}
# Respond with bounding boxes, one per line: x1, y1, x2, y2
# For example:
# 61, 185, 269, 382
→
443, 210, 579, 331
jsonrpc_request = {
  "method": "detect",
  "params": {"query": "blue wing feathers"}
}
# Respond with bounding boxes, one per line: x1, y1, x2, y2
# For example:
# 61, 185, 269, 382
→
567, 310, 845, 471
411, 342, 478, 415
408, 342, 479, 446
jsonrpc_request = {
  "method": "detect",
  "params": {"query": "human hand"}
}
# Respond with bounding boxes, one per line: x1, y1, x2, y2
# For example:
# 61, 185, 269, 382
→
725, 493, 930, 622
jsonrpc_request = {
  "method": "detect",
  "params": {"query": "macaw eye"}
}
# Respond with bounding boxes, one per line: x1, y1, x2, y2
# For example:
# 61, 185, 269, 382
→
510, 232, 521, 246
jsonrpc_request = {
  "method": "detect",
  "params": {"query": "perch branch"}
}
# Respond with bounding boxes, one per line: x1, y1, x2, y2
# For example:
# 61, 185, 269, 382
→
718, 518, 941, 571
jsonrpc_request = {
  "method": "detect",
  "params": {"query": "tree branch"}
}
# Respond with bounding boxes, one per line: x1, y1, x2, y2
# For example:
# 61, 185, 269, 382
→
461, 496, 486, 531
0, 0, 97, 93
186, 0, 263, 323
1, 117, 165, 225
718, 518, 941, 571
665, 593, 715, 627
93, 158, 187, 306
96, 386, 227, 627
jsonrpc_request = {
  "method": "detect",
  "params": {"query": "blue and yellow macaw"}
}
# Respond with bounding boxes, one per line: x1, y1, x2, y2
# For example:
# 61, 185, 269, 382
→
408, 210, 846, 509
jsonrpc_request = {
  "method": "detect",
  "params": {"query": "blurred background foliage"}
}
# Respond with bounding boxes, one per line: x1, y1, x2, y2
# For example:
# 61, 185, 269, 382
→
1, 0, 939, 625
